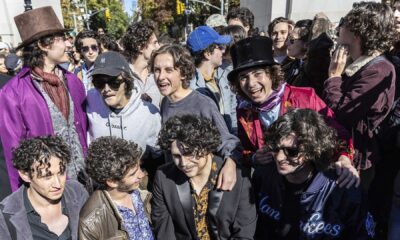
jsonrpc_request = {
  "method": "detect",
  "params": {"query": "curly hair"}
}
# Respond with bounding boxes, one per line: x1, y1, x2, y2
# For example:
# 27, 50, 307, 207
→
12, 136, 71, 178
75, 30, 100, 53
149, 44, 195, 89
342, 1, 396, 55
158, 115, 221, 157
86, 136, 143, 184
121, 20, 158, 62
227, 7, 254, 33
230, 65, 284, 99
264, 109, 339, 171
268, 17, 295, 37
22, 34, 59, 69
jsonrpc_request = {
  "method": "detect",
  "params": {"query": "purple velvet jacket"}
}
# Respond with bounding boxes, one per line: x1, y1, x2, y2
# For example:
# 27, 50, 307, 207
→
0, 67, 88, 192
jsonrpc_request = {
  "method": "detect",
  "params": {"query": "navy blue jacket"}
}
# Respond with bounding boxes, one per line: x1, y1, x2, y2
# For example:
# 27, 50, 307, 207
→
252, 162, 375, 239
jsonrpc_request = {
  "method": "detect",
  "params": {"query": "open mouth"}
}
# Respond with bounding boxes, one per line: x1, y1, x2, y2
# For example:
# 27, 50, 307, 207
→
158, 82, 169, 90
248, 88, 262, 96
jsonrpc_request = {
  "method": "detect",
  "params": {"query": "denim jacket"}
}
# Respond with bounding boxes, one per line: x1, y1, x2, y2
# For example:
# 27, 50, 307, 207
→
190, 67, 237, 135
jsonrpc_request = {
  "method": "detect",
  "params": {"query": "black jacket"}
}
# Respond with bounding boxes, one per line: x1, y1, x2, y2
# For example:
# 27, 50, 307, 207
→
252, 163, 374, 239
151, 156, 257, 240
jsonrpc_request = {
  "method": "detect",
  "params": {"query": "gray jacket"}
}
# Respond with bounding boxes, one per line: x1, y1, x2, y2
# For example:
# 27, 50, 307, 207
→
0, 180, 88, 240
190, 67, 237, 135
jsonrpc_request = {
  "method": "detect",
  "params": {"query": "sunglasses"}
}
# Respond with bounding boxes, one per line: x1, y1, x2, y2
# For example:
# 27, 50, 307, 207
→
93, 78, 124, 90
268, 145, 300, 158
81, 44, 99, 53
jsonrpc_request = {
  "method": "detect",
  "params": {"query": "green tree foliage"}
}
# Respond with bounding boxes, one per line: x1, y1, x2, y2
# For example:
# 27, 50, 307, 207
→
139, 0, 240, 38
87, 0, 128, 39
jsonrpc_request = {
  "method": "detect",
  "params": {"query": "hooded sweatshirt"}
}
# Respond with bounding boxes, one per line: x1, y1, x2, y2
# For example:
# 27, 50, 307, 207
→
86, 87, 161, 153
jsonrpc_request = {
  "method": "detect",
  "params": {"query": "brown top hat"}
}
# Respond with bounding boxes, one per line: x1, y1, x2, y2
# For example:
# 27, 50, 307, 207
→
14, 6, 69, 49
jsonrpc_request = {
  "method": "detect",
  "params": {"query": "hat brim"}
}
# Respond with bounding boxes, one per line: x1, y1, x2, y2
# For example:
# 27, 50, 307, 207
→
214, 35, 232, 45
16, 28, 71, 50
92, 67, 124, 77
227, 60, 277, 82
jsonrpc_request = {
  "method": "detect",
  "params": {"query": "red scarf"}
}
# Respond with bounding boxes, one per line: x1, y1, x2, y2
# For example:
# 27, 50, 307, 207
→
33, 67, 70, 120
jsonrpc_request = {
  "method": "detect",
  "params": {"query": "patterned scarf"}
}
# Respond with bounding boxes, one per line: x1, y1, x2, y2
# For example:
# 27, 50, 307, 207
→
32, 67, 70, 120
237, 83, 286, 112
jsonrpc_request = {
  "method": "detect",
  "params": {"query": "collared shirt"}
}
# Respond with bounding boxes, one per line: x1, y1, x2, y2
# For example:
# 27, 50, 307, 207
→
23, 188, 71, 240
116, 190, 154, 240
190, 160, 218, 240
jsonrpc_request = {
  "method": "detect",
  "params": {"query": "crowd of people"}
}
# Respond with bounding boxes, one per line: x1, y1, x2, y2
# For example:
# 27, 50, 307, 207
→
0, 1, 399, 239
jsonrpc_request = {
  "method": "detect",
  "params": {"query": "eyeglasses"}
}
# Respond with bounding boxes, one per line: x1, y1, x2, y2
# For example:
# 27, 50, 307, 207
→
268, 144, 300, 158
81, 44, 99, 53
92, 78, 124, 90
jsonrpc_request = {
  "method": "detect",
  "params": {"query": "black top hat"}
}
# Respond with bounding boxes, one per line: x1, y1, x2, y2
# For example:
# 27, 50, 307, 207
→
227, 36, 276, 82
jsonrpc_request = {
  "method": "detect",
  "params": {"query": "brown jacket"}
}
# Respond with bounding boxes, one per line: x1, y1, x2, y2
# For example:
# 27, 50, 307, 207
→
78, 189, 152, 240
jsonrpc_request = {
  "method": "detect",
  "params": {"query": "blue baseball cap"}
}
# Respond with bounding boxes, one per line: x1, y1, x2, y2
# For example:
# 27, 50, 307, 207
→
187, 26, 232, 53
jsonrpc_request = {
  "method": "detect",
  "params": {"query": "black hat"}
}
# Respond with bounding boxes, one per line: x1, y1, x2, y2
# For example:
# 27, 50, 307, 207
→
92, 51, 131, 77
227, 36, 276, 82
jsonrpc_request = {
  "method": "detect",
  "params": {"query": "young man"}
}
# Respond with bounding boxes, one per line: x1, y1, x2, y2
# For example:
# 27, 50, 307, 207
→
87, 51, 162, 183
253, 109, 373, 239
324, 2, 397, 237
87, 51, 161, 154
226, 7, 255, 37
121, 20, 161, 107
74, 30, 100, 92
152, 115, 256, 239
227, 36, 358, 187
0, 136, 88, 239
150, 44, 241, 191
267, 17, 294, 64
0, 6, 88, 192
79, 136, 153, 240
187, 26, 237, 134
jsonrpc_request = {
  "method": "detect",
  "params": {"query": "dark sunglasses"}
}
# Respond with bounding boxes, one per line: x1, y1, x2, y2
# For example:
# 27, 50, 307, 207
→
81, 44, 98, 53
268, 145, 300, 158
93, 78, 124, 90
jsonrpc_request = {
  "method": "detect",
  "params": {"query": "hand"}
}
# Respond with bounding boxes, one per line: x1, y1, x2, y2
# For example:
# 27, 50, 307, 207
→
335, 155, 360, 189
329, 45, 348, 78
253, 147, 274, 165
217, 157, 237, 191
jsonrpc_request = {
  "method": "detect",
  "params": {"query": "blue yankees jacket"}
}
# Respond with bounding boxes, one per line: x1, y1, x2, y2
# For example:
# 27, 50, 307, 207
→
252, 162, 375, 239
